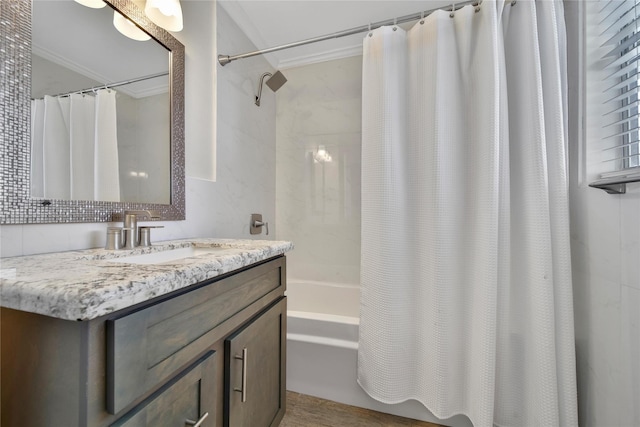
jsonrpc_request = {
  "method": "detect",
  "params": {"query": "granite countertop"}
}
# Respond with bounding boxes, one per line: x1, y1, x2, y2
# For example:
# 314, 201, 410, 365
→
0, 238, 293, 321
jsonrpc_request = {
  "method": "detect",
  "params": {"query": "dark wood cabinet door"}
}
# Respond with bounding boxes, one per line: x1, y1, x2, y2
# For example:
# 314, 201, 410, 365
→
225, 298, 286, 427
111, 351, 216, 427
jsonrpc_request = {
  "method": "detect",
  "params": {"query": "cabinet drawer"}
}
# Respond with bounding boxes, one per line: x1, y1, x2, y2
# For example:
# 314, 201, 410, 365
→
111, 351, 216, 427
107, 257, 286, 415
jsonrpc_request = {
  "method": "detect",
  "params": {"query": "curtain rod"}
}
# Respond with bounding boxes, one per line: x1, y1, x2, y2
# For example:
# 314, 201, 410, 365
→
48, 71, 170, 98
218, 0, 481, 66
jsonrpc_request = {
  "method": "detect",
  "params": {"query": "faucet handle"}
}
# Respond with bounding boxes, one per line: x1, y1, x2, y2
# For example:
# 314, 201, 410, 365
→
138, 226, 164, 247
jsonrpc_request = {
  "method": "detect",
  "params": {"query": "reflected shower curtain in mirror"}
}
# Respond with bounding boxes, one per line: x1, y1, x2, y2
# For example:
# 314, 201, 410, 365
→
30, 89, 120, 202
358, 1, 578, 426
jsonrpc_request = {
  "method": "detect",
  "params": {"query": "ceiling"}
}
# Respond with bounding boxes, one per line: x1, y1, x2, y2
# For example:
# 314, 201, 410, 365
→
33, 0, 457, 91
32, 1, 169, 98
217, 0, 454, 69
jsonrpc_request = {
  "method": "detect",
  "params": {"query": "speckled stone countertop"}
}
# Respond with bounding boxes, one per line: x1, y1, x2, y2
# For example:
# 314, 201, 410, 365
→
0, 239, 293, 321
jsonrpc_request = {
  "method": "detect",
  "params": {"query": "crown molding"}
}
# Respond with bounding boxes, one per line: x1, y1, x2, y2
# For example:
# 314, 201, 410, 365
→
277, 44, 362, 70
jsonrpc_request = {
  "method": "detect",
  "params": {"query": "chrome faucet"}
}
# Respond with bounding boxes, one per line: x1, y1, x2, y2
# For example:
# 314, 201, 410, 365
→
123, 210, 162, 248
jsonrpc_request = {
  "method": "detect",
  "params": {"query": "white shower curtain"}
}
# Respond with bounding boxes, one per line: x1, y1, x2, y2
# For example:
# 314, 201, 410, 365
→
94, 89, 120, 202
30, 89, 120, 201
70, 93, 96, 201
358, 1, 578, 427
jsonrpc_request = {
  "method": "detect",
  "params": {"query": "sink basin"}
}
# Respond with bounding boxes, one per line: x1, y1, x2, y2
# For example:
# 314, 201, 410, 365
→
106, 246, 227, 265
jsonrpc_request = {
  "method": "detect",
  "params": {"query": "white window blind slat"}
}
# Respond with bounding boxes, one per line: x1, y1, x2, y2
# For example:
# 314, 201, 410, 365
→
600, 0, 621, 17
600, 1, 637, 35
603, 153, 639, 163
602, 138, 640, 151
604, 46, 638, 69
604, 85, 638, 104
601, 19, 636, 47
603, 114, 638, 128
603, 26, 640, 57
603, 69, 638, 94
604, 125, 640, 139
603, 98, 639, 117
604, 59, 637, 80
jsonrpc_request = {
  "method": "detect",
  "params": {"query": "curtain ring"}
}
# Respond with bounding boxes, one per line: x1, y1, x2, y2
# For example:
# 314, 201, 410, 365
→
474, 0, 481, 12
450, 3, 456, 18
420, 11, 425, 24
368, 22, 373, 37
393, 17, 397, 31
511, 0, 516, 5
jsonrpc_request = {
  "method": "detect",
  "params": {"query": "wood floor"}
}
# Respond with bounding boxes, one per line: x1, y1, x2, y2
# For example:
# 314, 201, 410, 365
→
281, 392, 444, 427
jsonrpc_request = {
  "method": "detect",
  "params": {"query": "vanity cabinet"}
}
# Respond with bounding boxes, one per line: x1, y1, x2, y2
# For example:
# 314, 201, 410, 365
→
1, 256, 287, 427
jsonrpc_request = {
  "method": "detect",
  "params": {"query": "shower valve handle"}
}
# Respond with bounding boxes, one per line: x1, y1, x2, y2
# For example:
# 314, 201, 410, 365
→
250, 213, 269, 235
253, 220, 269, 235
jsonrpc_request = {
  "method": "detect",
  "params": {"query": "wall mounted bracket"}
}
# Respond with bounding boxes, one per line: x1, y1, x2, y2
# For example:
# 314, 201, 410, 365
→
588, 173, 640, 194
589, 181, 627, 194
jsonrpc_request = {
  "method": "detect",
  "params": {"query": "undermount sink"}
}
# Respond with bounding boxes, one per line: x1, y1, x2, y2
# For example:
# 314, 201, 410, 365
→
106, 246, 227, 265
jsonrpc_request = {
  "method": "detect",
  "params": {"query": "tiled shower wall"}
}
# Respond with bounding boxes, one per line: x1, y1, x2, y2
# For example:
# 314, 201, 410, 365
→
275, 56, 362, 286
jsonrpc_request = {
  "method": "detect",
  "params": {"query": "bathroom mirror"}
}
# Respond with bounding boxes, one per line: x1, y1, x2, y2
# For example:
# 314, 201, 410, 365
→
31, 1, 171, 205
0, 0, 185, 224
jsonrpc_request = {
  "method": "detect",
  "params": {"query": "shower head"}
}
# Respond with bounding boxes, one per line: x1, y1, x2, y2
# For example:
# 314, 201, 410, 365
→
265, 71, 287, 92
255, 71, 287, 106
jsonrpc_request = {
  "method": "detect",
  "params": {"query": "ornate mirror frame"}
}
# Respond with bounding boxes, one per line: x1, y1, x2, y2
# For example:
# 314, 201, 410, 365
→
0, 0, 185, 224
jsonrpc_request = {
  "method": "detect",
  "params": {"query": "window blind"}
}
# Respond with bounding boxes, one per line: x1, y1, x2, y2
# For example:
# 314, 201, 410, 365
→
590, 0, 640, 193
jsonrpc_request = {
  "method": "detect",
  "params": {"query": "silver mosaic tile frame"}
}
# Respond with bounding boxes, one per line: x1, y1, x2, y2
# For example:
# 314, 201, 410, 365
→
0, 0, 185, 224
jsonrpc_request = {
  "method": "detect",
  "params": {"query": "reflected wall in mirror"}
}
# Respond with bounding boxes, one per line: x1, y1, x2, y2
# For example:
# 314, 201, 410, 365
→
0, 0, 185, 224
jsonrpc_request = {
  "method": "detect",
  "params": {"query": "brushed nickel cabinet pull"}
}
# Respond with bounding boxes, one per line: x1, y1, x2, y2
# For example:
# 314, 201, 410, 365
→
233, 348, 248, 402
185, 411, 209, 427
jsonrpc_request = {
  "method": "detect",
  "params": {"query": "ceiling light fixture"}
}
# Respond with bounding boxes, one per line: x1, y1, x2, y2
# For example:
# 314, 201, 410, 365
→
75, 0, 183, 41
113, 10, 151, 41
145, 0, 183, 32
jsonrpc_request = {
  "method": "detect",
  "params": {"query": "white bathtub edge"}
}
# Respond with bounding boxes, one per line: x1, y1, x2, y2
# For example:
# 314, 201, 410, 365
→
287, 332, 358, 350
287, 310, 359, 325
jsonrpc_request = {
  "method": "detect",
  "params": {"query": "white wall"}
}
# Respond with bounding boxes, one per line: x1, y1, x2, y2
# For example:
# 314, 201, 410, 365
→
0, 1, 277, 258
212, 4, 277, 238
275, 56, 362, 286
566, 2, 640, 426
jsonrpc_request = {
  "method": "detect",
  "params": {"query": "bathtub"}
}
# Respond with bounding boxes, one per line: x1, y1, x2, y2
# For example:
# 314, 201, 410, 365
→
285, 280, 471, 427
